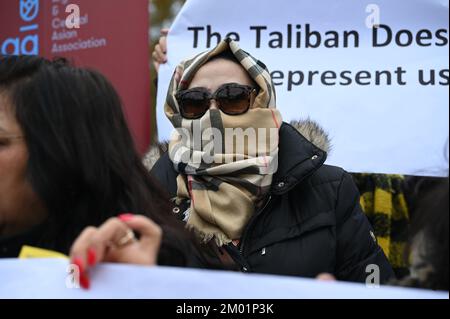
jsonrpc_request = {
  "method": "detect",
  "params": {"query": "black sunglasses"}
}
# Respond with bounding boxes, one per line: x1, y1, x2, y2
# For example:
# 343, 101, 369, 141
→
175, 83, 257, 119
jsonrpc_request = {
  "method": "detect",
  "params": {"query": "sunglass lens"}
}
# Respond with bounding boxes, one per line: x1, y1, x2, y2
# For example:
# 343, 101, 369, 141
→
179, 91, 210, 119
217, 86, 251, 115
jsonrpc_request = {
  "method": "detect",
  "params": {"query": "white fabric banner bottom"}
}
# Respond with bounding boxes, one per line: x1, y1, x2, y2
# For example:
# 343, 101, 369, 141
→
0, 258, 447, 299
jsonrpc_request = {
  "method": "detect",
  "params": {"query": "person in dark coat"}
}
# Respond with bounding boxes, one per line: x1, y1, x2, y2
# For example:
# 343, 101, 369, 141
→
69, 39, 394, 286
149, 38, 394, 283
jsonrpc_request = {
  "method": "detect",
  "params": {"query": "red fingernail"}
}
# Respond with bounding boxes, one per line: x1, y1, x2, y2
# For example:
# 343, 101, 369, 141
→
118, 213, 134, 222
72, 257, 85, 274
87, 248, 96, 266
80, 272, 90, 290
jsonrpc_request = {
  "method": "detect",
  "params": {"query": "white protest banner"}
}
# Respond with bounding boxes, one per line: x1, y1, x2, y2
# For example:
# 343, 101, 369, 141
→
0, 258, 448, 298
156, 0, 449, 176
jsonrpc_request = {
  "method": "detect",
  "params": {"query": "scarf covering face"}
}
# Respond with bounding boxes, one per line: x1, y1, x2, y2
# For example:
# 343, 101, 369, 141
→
165, 38, 283, 246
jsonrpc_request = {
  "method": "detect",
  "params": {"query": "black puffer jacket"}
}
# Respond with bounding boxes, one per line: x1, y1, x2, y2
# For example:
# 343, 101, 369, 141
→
151, 122, 395, 283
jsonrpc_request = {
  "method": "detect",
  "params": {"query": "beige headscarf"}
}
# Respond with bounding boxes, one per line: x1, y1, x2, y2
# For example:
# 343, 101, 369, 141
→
165, 39, 282, 246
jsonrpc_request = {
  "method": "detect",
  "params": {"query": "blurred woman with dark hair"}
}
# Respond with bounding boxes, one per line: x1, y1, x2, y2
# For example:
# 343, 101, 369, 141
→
0, 56, 193, 287
397, 176, 449, 290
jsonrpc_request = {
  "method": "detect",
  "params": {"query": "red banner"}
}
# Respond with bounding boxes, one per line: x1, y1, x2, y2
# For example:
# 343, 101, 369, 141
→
0, 0, 151, 154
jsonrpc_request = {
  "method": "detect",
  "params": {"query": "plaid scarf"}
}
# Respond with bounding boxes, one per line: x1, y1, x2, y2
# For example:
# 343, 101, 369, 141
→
164, 39, 282, 246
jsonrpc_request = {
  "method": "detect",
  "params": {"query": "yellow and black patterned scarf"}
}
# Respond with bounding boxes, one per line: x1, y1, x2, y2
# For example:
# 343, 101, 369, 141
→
164, 39, 282, 246
352, 173, 410, 277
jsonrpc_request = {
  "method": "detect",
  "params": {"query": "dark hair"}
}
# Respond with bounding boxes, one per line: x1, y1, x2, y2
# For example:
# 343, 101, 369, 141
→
396, 174, 449, 290
0, 55, 186, 257
409, 177, 449, 290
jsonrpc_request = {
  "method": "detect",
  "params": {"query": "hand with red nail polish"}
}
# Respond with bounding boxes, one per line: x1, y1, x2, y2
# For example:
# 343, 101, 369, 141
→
69, 214, 162, 289
118, 213, 134, 222
87, 248, 97, 266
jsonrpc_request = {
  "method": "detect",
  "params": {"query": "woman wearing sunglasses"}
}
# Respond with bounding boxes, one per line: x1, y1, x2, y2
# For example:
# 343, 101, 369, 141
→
70, 39, 395, 285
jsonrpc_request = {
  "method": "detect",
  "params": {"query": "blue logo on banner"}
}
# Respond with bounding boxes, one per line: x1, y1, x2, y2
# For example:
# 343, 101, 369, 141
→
20, 0, 39, 22
1, 0, 39, 55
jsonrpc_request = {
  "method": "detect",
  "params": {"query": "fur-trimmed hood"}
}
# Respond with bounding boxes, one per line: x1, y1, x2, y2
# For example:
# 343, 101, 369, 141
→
289, 118, 331, 154
143, 119, 332, 171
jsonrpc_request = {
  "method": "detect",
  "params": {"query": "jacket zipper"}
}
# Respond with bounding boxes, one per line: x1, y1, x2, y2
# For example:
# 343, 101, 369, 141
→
239, 195, 273, 257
